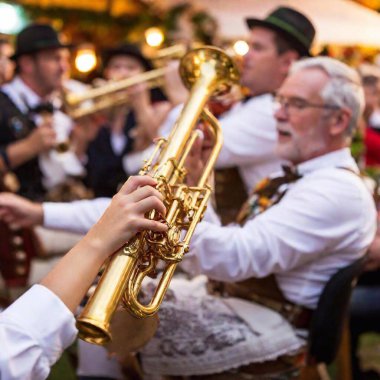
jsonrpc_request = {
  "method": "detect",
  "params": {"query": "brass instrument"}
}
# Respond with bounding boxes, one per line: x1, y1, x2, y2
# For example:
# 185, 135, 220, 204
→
146, 43, 203, 64
64, 68, 166, 120
148, 44, 188, 61
76, 46, 240, 345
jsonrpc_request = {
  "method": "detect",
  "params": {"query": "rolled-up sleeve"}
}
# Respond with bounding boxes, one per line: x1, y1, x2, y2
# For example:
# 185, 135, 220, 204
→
0, 285, 77, 380
190, 169, 376, 282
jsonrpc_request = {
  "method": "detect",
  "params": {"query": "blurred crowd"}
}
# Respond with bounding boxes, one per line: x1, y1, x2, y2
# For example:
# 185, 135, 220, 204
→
1, 4, 380, 380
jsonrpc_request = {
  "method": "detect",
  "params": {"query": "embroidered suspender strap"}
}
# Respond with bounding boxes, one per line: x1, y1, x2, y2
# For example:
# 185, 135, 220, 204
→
236, 165, 302, 224
209, 166, 312, 328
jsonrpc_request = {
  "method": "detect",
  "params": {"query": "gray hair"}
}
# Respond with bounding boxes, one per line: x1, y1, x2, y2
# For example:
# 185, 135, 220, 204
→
290, 56, 364, 137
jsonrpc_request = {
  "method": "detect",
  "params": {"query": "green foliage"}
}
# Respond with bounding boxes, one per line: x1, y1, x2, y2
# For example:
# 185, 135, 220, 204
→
351, 130, 365, 162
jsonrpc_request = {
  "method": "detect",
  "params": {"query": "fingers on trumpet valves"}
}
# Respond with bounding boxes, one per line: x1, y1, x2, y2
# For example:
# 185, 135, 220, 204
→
137, 218, 168, 233
121, 175, 167, 220
135, 193, 166, 218
119, 175, 158, 194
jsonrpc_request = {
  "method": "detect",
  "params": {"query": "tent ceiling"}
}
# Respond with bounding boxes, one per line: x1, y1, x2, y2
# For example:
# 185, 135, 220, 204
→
198, 0, 380, 47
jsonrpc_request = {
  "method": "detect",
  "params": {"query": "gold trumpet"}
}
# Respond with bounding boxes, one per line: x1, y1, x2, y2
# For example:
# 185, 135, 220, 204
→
76, 46, 240, 345
64, 68, 166, 119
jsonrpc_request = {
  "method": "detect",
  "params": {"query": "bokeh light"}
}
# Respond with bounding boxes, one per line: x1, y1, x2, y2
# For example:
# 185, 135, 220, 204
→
233, 40, 249, 56
145, 27, 164, 47
75, 48, 97, 73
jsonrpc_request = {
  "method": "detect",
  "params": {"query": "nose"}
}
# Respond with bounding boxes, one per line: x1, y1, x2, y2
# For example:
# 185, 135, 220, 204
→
273, 100, 288, 121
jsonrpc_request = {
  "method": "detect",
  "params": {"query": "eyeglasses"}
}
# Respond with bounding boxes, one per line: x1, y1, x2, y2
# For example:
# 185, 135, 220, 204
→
273, 95, 341, 116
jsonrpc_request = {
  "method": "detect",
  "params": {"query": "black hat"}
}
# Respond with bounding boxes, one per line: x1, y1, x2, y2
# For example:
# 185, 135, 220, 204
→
102, 44, 153, 71
246, 7, 315, 57
11, 23, 72, 61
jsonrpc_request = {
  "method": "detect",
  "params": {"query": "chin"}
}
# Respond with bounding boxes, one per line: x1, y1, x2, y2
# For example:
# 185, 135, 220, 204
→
276, 145, 294, 163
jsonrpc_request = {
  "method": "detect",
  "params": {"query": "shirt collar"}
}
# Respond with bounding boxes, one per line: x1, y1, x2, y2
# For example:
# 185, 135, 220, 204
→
296, 148, 358, 176
2, 76, 43, 112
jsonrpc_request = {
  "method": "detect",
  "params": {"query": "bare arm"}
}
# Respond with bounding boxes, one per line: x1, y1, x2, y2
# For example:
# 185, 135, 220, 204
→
40, 175, 167, 313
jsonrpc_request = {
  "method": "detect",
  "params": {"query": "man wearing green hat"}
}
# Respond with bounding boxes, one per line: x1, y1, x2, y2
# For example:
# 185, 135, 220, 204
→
214, 7, 316, 222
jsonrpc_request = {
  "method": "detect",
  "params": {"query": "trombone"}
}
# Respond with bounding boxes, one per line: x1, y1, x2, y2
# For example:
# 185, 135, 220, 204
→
64, 67, 166, 120
64, 43, 207, 120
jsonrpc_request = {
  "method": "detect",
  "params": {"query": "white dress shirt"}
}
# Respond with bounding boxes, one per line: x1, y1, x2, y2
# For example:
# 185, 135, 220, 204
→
43, 148, 377, 308
188, 148, 377, 308
216, 94, 284, 191
0, 285, 77, 380
43, 197, 110, 234
123, 96, 283, 191
1, 77, 85, 189
122, 104, 183, 175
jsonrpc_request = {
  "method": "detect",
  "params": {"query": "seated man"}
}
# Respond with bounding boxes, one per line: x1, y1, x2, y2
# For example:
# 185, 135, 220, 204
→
137, 56, 377, 377
0, 57, 377, 377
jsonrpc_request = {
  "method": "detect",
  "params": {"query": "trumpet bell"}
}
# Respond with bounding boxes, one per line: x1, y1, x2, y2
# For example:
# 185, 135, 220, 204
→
179, 46, 240, 96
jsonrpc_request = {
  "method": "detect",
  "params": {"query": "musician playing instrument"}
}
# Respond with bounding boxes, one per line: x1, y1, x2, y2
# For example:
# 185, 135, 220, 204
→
1, 57, 377, 378
166, 7, 317, 224
0, 175, 167, 380
133, 57, 376, 378
0, 46, 239, 380
0, 23, 86, 201
204, 7, 317, 193
82, 44, 172, 198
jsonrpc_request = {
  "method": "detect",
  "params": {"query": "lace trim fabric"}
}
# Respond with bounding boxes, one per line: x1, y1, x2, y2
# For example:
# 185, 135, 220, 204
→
140, 276, 305, 376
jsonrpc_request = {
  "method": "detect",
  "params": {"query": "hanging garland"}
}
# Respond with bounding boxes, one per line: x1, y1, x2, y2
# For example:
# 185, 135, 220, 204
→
20, 3, 162, 47
18, 1, 217, 46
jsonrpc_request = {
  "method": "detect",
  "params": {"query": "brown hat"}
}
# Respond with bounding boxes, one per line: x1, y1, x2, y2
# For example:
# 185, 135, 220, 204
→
11, 23, 72, 60
246, 7, 315, 57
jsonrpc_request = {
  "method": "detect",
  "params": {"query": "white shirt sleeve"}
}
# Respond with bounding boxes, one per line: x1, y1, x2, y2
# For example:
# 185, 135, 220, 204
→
0, 285, 77, 380
122, 104, 184, 175
110, 132, 127, 155
43, 198, 110, 234
190, 168, 376, 307
122, 145, 156, 175
216, 95, 277, 168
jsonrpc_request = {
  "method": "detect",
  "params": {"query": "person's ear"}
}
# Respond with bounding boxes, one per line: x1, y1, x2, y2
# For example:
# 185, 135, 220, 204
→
329, 107, 352, 136
279, 50, 298, 76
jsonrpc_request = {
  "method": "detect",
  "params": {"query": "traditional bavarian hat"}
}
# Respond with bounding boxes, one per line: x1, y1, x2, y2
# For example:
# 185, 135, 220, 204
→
11, 23, 72, 60
246, 7, 316, 57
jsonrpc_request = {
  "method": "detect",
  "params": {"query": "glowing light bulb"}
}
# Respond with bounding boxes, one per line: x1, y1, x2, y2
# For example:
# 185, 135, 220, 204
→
233, 40, 249, 56
0, 3, 25, 34
75, 49, 97, 73
145, 27, 164, 47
